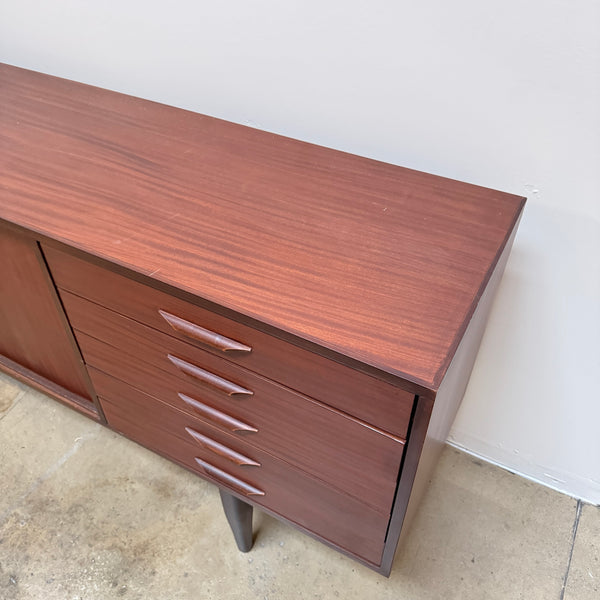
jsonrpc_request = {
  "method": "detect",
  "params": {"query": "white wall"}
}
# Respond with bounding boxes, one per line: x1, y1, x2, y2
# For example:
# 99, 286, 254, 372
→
1, 1, 599, 503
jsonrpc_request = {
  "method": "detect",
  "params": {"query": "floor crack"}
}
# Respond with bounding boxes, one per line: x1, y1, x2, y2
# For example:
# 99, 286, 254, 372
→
560, 499, 582, 599
0, 431, 94, 525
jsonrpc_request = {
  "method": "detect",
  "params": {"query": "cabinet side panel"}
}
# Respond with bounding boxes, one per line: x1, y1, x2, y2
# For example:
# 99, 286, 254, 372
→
0, 224, 91, 400
378, 216, 522, 575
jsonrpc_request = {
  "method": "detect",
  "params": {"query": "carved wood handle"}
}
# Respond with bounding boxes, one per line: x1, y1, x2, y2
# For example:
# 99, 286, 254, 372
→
158, 310, 252, 353
178, 393, 258, 434
167, 354, 253, 396
194, 458, 265, 497
185, 427, 261, 467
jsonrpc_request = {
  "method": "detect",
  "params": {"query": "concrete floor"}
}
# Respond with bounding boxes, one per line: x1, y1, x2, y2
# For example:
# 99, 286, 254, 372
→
0, 372, 597, 600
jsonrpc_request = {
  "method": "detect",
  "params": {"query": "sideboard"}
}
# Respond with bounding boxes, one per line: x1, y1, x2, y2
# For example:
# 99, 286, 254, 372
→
0, 63, 525, 576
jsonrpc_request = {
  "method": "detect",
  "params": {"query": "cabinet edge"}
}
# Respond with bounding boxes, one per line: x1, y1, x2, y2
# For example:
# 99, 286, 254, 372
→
377, 215, 522, 576
0, 354, 101, 421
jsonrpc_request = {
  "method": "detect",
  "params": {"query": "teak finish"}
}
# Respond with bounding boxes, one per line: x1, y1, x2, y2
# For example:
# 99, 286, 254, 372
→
0, 63, 523, 390
0, 63, 525, 576
44, 245, 414, 436
0, 222, 95, 409
71, 317, 406, 514
93, 369, 390, 565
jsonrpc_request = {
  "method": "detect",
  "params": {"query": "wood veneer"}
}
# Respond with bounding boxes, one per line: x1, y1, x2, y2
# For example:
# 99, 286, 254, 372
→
44, 245, 415, 436
96, 369, 389, 565
0, 223, 99, 416
79, 328, 405, 514
0, 63, 526, 576
0, 63, 524, 390
59, 288, 412, 441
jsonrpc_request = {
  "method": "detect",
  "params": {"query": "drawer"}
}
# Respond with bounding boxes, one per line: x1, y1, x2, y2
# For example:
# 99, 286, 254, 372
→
77, 318, 404, 513
44, 245, 414, 437
97, 371, 389, 566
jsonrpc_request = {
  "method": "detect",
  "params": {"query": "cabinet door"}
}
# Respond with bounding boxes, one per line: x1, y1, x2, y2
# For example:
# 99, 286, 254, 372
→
0, 224, 91, 402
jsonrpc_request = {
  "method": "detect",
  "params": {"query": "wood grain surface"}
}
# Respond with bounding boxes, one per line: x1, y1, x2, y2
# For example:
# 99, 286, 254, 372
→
78, 326, 406, 514
0, 63, 525, 389
96, 370, 389, 565
0, 223, 92, 400
51, 267, 415, 437
378, 220, 521, 575
0, 353, 99, 420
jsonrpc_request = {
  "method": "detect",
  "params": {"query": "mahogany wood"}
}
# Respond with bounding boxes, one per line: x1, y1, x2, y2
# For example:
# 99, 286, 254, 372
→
47, 248, 414, 436
0, 354, 99, 421
185, 428, 262, 467
59, 289, 411, 440
179, 393, 258, 434
0, 63, 526, 575
167, 354, 254, 397
82, 333, 405, 514
196, 459, 265, 497
0, 223, 93, 403
96, 372, 388, 564
159, 310, 252, 353
378, 221, 521, 576
1, 64, 524, 389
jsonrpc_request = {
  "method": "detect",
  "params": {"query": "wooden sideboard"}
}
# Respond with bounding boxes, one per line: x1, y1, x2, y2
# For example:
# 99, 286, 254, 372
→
0, 63, 525, 576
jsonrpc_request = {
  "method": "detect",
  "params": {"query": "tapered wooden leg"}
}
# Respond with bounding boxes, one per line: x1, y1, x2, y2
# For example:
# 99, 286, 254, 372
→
219, 490, 254, 552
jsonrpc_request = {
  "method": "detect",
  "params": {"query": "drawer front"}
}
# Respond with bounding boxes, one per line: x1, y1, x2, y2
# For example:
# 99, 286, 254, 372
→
97, 372, 388, 565
78, 321, 404, 514
44, 245, 414, 437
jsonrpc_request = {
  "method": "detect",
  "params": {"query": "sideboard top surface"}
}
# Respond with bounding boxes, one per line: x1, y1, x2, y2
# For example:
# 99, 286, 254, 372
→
0, 63, 524, 389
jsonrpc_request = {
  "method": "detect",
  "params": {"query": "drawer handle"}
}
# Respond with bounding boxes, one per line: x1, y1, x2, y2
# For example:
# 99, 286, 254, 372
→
194, 458, 265, 497
185, 427, 261, 467
178, 393, 258, 434
167, 354, 253, 396
159, 310, 252, 353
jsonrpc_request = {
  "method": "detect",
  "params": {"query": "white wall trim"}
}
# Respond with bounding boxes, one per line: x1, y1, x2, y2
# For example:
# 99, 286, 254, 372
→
447, 437, 600, 506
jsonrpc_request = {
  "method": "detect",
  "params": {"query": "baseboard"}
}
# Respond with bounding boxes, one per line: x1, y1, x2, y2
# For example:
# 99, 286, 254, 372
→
447, 436, 599, 506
